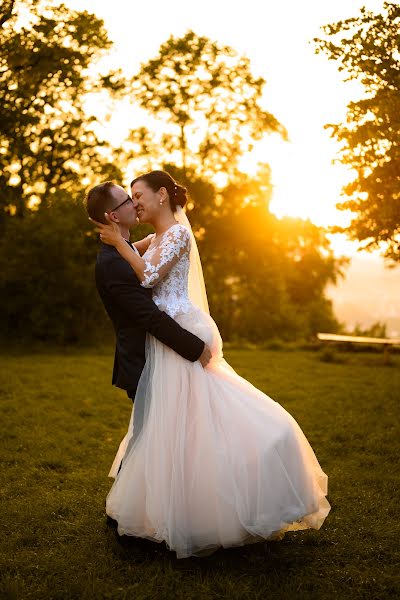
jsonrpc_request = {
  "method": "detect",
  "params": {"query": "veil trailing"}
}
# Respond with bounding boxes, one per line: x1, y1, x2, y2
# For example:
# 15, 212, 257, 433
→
175, 206, 209, 315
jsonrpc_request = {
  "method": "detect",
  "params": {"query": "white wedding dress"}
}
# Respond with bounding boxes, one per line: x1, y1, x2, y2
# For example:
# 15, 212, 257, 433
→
106, 222, 330, 559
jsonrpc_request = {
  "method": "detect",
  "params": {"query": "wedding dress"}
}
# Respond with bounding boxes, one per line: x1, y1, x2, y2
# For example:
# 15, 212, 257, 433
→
106, 218, 330, 559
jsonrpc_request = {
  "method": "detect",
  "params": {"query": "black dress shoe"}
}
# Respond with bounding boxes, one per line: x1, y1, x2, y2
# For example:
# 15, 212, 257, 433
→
106, 515, 118, 528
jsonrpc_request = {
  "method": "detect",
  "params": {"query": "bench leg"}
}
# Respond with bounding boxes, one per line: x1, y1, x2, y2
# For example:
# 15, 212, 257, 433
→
383, 344, 391, 366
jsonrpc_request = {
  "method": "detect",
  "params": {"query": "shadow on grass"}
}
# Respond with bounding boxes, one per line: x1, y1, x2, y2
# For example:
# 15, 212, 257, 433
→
104, 516, 326, 576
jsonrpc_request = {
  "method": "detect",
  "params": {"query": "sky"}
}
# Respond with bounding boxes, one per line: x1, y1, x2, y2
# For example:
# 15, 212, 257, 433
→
66, 0, 386, 257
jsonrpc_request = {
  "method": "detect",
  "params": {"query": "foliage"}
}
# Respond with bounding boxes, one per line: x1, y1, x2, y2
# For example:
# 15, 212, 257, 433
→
163, 166, 343, 341
0, 0, 131, 343
349, 321, 388, 338
0, 169, 342, 344
0, 0, 126, 220
0, 12, 344, 344
314, 2, 400, 262
128, 31, 287, 178
119, 31, 343, 343
0, 194, 109, 343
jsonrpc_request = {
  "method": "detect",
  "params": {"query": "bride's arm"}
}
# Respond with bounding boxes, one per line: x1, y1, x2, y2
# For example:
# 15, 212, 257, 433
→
133, 235, 154, 256
92, 216, 147, 281
140, 224, 190, 288
92, 217, 190, 286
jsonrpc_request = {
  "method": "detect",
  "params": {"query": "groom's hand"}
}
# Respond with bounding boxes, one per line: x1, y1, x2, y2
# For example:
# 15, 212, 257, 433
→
199, 344, 212, 367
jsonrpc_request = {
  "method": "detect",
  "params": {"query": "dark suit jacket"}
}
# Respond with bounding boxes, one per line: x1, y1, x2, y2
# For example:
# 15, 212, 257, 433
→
95, 243, 205, 394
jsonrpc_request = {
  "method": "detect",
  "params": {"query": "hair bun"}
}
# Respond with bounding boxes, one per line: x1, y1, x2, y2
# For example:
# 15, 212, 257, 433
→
175, 184, 188, 208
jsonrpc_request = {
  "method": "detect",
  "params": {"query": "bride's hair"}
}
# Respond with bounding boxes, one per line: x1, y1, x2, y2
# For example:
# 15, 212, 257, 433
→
130, 170, 187, 212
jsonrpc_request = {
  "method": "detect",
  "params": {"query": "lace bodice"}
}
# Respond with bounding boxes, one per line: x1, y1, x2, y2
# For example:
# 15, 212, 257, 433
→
141, 223, 193, 317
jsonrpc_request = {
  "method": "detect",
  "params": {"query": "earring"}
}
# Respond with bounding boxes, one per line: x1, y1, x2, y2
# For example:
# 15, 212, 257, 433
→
160, 200, 163, 206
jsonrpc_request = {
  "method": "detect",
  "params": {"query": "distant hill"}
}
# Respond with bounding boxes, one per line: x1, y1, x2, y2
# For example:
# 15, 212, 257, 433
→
326, 253, 400, 337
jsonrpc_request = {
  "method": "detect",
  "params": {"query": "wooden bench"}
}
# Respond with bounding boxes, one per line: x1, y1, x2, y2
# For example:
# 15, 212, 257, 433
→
317, 333, 400, 364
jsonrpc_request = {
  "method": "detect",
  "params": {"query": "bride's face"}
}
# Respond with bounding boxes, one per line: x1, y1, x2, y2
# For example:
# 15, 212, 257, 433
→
131, 180, 166, 224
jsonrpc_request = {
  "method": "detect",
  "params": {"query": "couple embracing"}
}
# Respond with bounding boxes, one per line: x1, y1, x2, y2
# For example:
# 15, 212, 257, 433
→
86, 170, 330, 559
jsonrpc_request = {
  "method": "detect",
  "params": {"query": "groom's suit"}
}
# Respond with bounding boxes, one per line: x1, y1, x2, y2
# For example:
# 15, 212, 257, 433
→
95, 241, 205, 399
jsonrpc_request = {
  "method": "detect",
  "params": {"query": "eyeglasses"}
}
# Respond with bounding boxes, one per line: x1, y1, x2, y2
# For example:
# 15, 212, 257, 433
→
111, 195, 133, 212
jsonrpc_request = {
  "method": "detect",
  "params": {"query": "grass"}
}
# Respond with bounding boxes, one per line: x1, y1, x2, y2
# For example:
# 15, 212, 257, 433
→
1, 346, 399, 599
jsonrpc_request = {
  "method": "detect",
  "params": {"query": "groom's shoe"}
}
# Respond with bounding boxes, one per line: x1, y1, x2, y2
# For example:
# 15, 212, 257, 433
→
106, 515, 118, 529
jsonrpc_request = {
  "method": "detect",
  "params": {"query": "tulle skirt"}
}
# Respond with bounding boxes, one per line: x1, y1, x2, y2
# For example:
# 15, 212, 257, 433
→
106, 307, 330, 559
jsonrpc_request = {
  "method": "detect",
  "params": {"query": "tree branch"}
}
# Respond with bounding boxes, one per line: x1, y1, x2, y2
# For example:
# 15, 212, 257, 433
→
0, 0, 16, 28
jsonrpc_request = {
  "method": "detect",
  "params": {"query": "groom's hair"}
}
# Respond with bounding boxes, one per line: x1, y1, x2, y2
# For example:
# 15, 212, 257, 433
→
85, 181, 116, 224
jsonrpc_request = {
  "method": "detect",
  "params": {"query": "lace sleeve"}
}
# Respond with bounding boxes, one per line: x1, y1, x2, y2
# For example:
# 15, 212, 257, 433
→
141, 224, 191, 288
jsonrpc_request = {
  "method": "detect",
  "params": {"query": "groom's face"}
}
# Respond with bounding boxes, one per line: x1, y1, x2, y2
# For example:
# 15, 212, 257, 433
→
108, 185, 137, 228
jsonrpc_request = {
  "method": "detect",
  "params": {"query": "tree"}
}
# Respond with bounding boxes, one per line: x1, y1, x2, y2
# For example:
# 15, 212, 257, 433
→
125, 32, 339, 342
0, 0, 129, 344
0, 193, 112, 343
129, 31, 287, 179
313, 2, 400, 262
0, 10, 342, 345
164, 167, 342, 341
0, 0, 126, 220
350, 321, 387, 337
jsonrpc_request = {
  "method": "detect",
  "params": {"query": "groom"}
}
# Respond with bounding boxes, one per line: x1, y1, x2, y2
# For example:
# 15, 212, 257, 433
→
86, 182, 211, 410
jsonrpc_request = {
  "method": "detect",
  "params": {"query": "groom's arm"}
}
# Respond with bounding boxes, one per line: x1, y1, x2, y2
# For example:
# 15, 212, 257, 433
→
103, 257, 205, 362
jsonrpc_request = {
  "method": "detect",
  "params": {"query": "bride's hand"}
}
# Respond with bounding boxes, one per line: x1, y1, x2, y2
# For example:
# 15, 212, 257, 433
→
90, 213, 124, 247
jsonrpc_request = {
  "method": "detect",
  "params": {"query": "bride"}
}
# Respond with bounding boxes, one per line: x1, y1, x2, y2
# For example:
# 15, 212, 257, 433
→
93, 170, 331, 559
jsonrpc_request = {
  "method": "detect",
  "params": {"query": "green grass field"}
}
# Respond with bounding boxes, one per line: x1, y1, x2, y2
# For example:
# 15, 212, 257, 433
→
1, 347, 399, 599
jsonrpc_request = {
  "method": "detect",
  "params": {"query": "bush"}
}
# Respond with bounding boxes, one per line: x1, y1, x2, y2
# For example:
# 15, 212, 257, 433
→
0, 194, 111, 344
